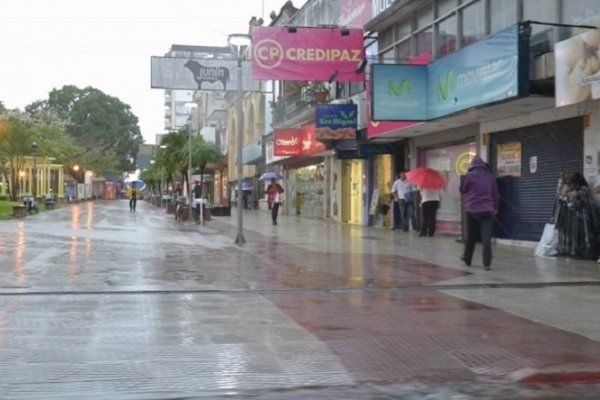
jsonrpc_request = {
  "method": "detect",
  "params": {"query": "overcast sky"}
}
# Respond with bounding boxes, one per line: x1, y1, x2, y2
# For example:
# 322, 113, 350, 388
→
0, 0, 306, 144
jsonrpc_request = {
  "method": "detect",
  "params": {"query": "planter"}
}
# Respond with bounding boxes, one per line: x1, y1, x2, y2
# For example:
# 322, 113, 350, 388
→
312, 90, 329, 102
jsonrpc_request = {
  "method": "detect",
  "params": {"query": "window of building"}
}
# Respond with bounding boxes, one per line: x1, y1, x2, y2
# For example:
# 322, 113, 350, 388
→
562, 0, 599, 25
416, 27, 433, 57
395, 39, 412, 63
395, 19, 412, 41
436, 15, 457, 57
490, 0, 517, 33
436, 0, 457, 18
461, 0, 485, 47
416, 4, 434, 30
523, 0, 557, 34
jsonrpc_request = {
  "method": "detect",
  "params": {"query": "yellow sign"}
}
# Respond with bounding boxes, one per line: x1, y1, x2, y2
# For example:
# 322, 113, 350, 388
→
455, 151, 476, 176
497, 142, 522, 177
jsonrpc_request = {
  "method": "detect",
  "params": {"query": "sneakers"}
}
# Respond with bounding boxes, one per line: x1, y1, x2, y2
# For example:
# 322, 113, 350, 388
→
484, 265, 491, 270
460, 255, 471, 267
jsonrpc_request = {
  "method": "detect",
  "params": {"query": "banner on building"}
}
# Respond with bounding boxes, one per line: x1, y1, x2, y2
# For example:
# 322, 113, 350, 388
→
338, 0, 372, 28
555, 27, 600, 107
151, 57, 260, 92
250, 26, 365, 82
274, 126, 327, 156
315, 103, 358, 140
372, 24, 526, 121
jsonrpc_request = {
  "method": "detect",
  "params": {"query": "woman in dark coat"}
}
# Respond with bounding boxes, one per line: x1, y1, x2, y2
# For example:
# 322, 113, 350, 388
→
555, 172, 600, 259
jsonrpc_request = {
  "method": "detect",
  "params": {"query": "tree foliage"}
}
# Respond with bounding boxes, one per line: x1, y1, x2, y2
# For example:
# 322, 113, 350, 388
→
0, 111, 78, 200
26, 85, 143, 176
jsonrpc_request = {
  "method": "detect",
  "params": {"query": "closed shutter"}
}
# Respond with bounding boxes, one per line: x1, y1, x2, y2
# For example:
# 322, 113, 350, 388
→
489, 117, 583, 241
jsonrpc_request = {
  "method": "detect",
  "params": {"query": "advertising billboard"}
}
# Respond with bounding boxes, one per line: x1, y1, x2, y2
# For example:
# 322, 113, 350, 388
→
250, 26, 365, 82
151, 57, 260, 92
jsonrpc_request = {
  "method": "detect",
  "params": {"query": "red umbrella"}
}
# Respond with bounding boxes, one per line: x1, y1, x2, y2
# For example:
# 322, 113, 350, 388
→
405, 167, 447, 189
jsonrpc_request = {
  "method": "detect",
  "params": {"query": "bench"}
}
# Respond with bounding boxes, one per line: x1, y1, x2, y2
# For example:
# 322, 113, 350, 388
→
44, 200, 57, 210
12, 205, 27, 218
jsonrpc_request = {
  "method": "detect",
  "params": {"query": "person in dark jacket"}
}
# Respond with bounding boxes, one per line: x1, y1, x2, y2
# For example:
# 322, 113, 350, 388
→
459, 156, 499, 270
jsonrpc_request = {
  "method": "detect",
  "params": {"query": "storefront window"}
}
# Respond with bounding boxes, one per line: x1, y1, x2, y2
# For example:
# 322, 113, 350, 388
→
421, 142, 477, 234
290, 164, 325, 219
490, 0, 517, 33
374, 155, 393, 227
461, 0, 485, 47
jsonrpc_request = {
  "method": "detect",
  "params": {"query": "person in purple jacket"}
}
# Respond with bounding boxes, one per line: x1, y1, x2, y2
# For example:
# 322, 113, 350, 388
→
459, 156, 499, 270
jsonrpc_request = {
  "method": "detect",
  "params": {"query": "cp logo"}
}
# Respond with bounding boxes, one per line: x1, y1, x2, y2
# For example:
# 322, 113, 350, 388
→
253, 39, 284, 70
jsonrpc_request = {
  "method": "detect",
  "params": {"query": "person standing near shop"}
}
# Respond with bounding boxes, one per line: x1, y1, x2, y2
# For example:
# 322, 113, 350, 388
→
459, 156, 499, 270
266, 178, 284, 225
391, 172, 403, 230
418, 186, 441, 237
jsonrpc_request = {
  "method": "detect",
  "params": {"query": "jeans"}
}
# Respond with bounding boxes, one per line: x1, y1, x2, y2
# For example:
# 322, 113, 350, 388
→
401, 200, 415, 231
463, 212, 494, 267
392, 200, 402, 228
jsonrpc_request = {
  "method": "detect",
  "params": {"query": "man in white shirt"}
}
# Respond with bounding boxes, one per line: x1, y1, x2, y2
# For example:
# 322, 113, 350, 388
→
391, 171, 415, 231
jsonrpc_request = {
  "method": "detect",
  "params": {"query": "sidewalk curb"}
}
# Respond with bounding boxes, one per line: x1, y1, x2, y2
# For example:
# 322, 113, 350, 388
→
510, 364, 600, 384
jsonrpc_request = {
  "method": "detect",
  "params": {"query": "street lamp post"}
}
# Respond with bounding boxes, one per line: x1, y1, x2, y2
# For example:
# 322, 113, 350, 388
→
31, 142, 38, 199
228, 33, 250, 245
185, 103, 198, 221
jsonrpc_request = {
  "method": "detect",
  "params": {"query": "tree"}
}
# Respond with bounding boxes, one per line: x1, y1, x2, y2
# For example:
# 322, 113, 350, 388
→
153, 130, 224, 198
192, 136, 223, 193
0, 110, 79, 200
26, 85, 143, 176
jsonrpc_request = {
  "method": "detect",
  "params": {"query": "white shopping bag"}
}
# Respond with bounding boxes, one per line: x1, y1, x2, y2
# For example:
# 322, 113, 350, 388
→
534, 223, 558, 257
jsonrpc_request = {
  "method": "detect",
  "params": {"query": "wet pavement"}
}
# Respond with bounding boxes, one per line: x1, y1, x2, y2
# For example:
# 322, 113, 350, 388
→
1, 200, 600, 399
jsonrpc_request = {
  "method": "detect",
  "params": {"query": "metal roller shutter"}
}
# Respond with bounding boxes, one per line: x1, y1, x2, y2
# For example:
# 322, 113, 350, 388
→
489, 117, 583, 241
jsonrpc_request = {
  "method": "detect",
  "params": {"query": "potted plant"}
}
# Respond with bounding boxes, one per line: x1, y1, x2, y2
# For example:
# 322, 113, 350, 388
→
305, 82, 329, 102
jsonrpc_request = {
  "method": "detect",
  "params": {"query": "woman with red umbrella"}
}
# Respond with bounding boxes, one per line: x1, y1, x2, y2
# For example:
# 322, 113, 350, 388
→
405, 167, 447, 237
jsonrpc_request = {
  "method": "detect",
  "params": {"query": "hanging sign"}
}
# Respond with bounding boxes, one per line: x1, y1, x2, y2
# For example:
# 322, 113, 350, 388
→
250, 26, 365, 82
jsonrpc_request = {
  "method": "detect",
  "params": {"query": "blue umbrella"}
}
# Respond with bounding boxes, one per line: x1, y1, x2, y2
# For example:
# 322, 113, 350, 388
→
126, 179, 146, 189
258, 172, 284, 181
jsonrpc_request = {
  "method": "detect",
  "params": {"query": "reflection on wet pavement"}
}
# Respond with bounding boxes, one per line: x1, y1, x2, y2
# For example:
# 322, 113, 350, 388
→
0, 200, 599, 399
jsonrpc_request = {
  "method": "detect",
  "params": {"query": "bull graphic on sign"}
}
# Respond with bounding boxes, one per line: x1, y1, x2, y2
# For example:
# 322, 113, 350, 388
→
184, 60, 230, 90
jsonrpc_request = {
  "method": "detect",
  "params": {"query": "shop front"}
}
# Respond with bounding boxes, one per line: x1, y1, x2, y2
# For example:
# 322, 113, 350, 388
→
271, 124, 329, 219
417, 139, 478, 235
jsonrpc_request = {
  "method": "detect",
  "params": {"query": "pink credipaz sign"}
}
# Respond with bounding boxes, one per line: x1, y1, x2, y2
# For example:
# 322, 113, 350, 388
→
251, 26, 365, 82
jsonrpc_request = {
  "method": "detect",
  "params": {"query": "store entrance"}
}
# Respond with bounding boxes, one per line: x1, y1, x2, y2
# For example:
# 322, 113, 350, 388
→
342, 160, 363, 224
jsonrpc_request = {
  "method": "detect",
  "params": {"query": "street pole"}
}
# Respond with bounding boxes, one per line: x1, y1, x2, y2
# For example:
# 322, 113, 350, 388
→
31, 142, 38, 199
185, 103, 197, 221
229, 34, 248, 245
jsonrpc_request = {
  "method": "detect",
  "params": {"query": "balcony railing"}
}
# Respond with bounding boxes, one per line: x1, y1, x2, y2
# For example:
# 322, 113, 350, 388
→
271, 91, 313, 124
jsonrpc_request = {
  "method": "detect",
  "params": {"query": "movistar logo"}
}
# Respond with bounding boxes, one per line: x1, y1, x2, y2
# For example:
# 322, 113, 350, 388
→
388, 79, 412, 96
438, 69, 456, 101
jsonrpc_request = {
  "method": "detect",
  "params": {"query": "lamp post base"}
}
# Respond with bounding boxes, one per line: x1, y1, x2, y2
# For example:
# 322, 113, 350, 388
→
235, 232, 246, 245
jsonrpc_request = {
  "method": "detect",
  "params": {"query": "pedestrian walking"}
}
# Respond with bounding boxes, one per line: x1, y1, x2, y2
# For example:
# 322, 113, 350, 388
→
459, 156, 499, 270
418, 187, 441, 237
266, 178, 284, 225
391, 171, 415, 231
129, 184, 138, 211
